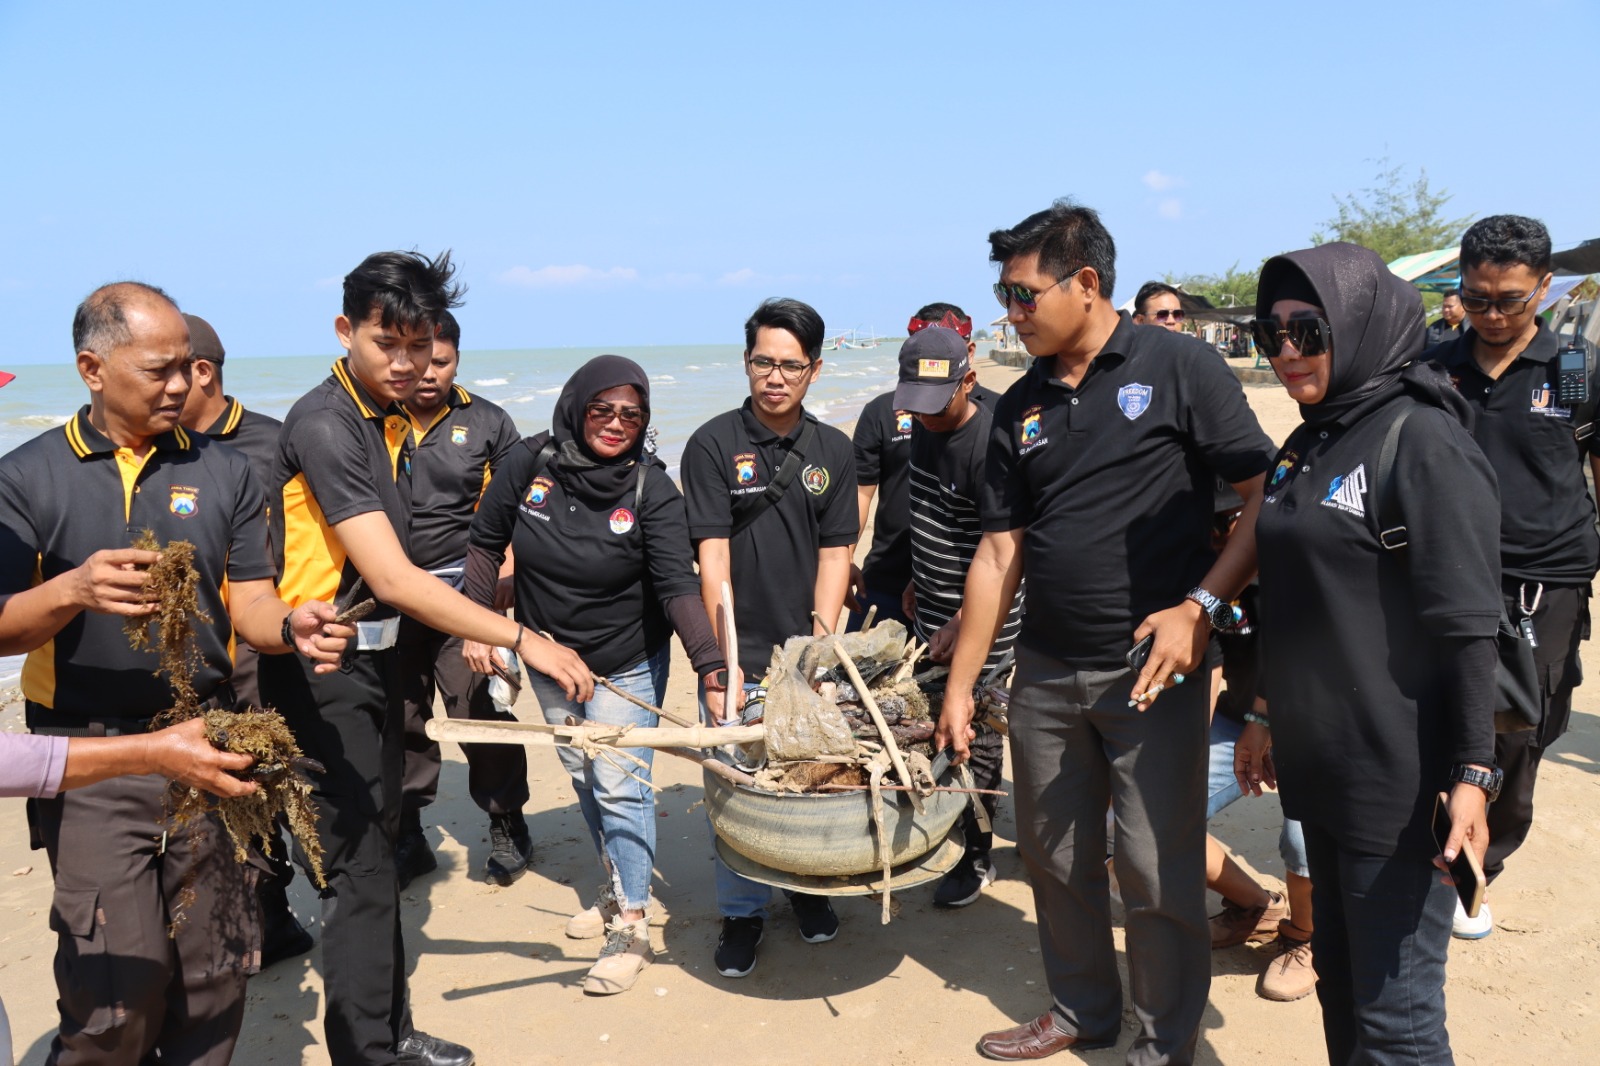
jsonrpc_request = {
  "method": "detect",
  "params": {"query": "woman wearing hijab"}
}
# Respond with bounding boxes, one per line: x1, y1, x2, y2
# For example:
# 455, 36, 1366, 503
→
463, 355, 724, 996
1235, 242, 1502, 1063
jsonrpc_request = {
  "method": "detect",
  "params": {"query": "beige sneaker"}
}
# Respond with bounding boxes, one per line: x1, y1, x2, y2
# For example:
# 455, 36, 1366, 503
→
581, 917, 654, 995
1210, 890, 1289, 948
566, 885, 667, 939
1257, 920, 1316, 1002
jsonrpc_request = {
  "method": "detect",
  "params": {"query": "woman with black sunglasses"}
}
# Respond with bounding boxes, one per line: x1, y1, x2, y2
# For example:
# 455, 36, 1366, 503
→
1237, 242, 1503, 1063
462, 354, 724, 996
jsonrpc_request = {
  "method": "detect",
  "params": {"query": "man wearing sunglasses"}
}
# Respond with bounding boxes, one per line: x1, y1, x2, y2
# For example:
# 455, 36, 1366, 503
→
1131, 281, 1186, 332
682, 297, 859, 978
938, 199, 1273, 1064
1427, 214, 1599, 940
392, 309, 527, 891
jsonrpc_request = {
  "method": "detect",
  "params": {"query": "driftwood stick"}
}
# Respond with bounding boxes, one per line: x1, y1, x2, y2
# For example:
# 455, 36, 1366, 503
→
811, 610, 835, 636
861, 604, 877, 630
829, 636, 923, 814
816, 783, 1008, 796
591, 675, 695, 728
426, 718, 764, 749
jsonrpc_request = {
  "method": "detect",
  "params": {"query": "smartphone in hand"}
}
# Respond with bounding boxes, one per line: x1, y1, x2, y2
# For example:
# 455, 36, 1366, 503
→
1125, 633, 1154, 671
1432, 791, 1486, 918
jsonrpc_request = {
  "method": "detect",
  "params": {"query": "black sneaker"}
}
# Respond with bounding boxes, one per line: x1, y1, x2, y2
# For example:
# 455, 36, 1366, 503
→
714, 916, 764, 977
396, 1030, 474, 1066
790, 893, 839, 943
933, 851, 996, 909
395, 826, 438, 891
485, 812, 533, 886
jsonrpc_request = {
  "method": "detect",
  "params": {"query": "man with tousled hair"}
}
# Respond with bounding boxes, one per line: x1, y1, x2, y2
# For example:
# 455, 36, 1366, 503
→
1131, 280, 1186, 331
0, 281, 352, 1065
1428, 214, 1599, 939
939, 200, 1273, 1063
261, 251, 590, 1066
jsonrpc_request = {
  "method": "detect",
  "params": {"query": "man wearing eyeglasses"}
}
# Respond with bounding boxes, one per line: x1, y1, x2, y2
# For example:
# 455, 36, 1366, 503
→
392, 309, 527, 891
938, 199, 1273, 1064
1427, 214, 1599, 940
1131, 281, 1187, 332
682, 297, 859, 978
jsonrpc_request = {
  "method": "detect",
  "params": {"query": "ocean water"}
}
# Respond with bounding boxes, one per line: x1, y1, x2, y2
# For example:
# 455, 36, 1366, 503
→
0, 339, 939, 686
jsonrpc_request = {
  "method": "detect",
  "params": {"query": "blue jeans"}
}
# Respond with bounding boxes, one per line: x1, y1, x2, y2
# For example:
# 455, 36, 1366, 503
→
526, 647, 668, 911
1302, 822, 1456, 1065
1207, 715, 1310, 878
701, 680, 789, 919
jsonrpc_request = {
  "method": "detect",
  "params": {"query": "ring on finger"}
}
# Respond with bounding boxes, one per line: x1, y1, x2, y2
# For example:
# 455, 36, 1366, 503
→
1172, 672, 1186, 685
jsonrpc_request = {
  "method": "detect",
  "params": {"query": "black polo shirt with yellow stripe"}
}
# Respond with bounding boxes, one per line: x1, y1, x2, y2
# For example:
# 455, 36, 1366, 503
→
201, 396, 283, 489
271, 359, 414, 619
0, 409, 274, 718
402, 384, 521, 572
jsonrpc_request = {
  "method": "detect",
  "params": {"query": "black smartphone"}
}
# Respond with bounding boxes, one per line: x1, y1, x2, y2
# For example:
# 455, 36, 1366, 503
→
1432, 791, 1486, 918
1125, 634, 1154, 671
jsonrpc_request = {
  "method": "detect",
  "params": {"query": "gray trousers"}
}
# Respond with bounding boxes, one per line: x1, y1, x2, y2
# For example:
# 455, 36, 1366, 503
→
1009, 644, 1210, 1066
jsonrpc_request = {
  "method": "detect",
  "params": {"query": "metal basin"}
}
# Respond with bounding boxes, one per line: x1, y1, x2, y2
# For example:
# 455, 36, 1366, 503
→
704, 751, 970, 877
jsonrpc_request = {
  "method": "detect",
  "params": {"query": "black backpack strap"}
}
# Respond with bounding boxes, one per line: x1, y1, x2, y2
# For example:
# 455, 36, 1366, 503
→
524, 437, 558, 473
1374, 405, 1416, 551
635, 462, 648, 511
730, 418, 819, 537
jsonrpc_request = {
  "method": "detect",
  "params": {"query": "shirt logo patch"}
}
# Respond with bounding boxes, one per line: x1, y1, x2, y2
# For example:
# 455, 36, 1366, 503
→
1320, 463, 1368, 517
734, 452, 758, 485
1530, 385, 1573, 418
1020, 406, 1043, 443
1117, 383, 1154, 421
524, 476, 553, 508
1270, 451, 1299, 487
918, 358, 951, 379
169, 486, 199, 518
450, 425, 469, 445
609, 507, 636, 535
895, 411, 914, 434
802, 464, 830, 495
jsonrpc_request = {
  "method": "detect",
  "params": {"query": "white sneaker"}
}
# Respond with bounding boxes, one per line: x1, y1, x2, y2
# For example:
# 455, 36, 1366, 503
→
1451, 897, 1493, 940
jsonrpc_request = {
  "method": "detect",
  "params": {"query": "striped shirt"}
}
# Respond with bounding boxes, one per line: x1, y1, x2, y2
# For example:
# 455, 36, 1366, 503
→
908, 400, 1021, 673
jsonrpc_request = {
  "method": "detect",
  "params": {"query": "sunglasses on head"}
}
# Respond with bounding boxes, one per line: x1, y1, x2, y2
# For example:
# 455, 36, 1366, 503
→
1250, 316, 1333, 359
993, 266, 1084, 312
585, 401, 644, 426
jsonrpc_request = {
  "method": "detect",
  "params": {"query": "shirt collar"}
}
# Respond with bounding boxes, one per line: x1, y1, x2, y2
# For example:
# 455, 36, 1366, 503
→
64, 406, 193, 459
203, 396, 246, 437
1450, 320, 1559, 370
1026, 312, 1134, 391
738, 398, 809, 444
401, 383, 472, 428
331, 358, 401, 420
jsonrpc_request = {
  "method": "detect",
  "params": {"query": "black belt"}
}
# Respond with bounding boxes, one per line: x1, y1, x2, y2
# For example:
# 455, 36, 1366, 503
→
25, 685, 236, 737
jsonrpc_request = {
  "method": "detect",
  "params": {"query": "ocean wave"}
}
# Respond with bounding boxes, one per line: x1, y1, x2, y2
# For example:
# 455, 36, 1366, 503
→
473, 377, 509, 387
14, 414, 71, 428
652, 375, 675, 383
536, 387, 561, 396
683, 365, 701, 371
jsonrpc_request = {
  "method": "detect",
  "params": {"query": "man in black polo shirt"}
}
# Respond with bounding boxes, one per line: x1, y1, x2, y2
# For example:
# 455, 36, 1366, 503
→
0, 282, 351, 1064
1428, 214, 1599, 939
394, 309, 526, 889
176, 312, 314, 970
682, 296, 858, 978
261, 251, 591, 1066
1426, 289, 1467, 348
1131, 280, 1186, 332
939, 200, 1273, 1064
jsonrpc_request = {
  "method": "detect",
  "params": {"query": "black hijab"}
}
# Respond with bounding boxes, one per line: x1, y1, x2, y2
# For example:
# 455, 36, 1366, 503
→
536, 354, 660, 505
1257, 242, 1469, 427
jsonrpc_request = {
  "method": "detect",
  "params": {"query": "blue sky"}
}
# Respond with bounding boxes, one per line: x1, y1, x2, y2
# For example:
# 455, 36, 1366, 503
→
2, 0, 1594, 364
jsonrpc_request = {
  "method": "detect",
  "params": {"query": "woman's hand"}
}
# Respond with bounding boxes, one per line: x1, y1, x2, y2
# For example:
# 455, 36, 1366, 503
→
519, 632, 593, 702
1233, 720, 1276, 796
463, 639, 504, 677
1434, 779, 1491, 881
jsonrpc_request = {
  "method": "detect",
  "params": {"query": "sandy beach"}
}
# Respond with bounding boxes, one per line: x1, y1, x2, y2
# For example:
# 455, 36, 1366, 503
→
3, 356, 1598, 1065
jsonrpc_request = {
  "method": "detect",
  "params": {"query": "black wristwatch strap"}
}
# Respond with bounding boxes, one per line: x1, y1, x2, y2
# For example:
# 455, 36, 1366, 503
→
1449, 763, 1503, 802
281, 612, 296, 653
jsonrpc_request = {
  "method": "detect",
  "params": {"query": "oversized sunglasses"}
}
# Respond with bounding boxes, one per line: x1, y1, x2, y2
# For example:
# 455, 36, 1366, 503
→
1459, 275, 1549, 317
993, 266, 1084, 312
585, 402, 644, 426
1250, 316, 1333, 359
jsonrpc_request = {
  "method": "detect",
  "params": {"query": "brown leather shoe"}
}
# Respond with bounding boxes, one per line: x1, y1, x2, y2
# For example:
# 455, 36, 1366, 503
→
976, 1013, 1117, 1060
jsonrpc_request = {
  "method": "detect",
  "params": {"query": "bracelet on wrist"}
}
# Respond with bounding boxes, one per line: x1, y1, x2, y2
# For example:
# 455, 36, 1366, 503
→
281, 612, 297, 653
1242, 710, 1271, 728
510, 623, 525, 655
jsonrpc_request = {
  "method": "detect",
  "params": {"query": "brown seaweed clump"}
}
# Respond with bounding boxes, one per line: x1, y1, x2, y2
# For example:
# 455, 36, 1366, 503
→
125, 530, 209, 722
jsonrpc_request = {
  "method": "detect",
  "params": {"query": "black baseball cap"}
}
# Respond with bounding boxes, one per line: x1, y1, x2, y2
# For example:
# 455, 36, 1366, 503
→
893, 326, 971, 414
183, 314, 225, 365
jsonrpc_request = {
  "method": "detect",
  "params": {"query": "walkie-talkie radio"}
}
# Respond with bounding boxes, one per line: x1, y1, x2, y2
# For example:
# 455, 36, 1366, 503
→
1555, 338, 1590, 407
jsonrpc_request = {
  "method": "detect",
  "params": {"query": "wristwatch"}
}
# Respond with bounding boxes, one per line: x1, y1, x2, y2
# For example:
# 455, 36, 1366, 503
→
1186, 587, 1237, 632
1449, 763, 1504, 803
281, 612, 297, 654
704, 668, 729, 691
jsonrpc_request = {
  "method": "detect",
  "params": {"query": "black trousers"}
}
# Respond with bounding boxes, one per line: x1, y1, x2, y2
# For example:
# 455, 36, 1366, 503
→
397, 617, 529, 819
32, 772, 255, 1066
260, 648, 411, 1065
1485, 582, 1588, 882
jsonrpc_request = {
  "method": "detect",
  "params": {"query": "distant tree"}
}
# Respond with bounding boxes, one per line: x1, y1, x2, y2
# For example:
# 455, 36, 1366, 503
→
1312, 159, 1472, 262
973, 328, 991, 340
1167, 262, 1259, 309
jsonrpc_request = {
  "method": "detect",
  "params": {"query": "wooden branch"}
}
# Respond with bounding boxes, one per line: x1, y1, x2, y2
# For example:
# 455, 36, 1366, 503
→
829, 636, 923, 813
426, 718, 764, 749
591, 675, 694, 728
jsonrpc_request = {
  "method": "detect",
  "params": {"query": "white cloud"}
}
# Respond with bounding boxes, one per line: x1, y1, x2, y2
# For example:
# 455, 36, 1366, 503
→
499, 264, 639, 288
1157, 198, 1183, 220
718, 267, 758, 286
1142, 169, 1185, 192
